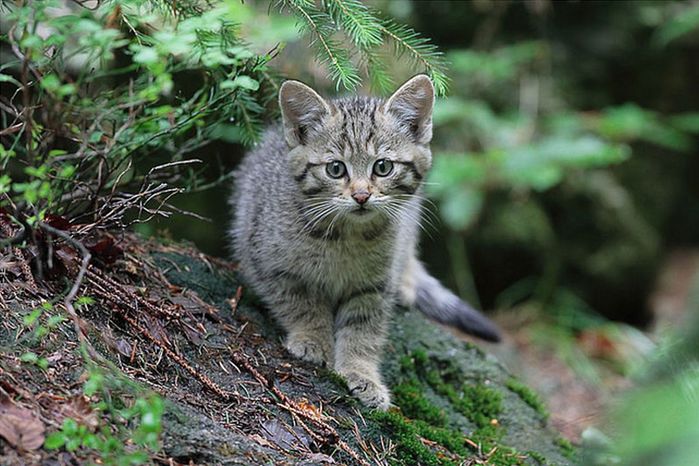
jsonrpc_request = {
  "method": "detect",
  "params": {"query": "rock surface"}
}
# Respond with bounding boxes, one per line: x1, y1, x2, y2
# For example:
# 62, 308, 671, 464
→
0, 240, 575, 465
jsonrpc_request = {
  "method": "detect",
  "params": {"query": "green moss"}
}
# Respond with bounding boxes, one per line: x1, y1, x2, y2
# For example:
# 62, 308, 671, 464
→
460, 383, 503, 427
555, 436, 576, 459
379, 349, 531, 465
526, 450, 549, 465
426, 378, 502, 428
401, 349, 503, 429
371, 410, 451, 466
506, 378, 549, 420
393, 383, 447, 426
413, 420, 468, 456
321, 368, 349, 390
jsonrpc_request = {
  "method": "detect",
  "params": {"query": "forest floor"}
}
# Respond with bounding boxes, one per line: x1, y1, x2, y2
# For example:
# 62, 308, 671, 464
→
0, 231, 574, 465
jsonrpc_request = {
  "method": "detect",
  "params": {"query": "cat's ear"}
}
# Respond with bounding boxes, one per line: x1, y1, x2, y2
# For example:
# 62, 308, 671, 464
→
384, 74, 435, 145
279, 80, 332, 147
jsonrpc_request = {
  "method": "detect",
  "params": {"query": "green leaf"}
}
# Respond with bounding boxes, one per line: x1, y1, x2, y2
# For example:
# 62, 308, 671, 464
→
82, 433, 100, 449
44, 432, 66, 449
220, 75, 260, 91
23, 308, 42, 326
0, 73, 22, 86
89, 131, 103, 144
132, 46, 159, 65
66, 437, 81, 452
40, 74, 62, 92
378, 18, 449, 96
670, 113, 699, 134
0, 145, 16, 160
0, 175, 11, 195
76, 296, 95, 307
653, 4, 699, 47
47, 314, 66, 327
21, 352, 38, 364
441, 188, 484, 230
62, 418, 79, 435
427, 153, 487, 198
59, 165, 76, 178
84, 372, 104, 396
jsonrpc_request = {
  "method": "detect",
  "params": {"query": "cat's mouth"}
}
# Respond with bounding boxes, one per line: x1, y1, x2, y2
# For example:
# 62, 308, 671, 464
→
350, 206, 375, 217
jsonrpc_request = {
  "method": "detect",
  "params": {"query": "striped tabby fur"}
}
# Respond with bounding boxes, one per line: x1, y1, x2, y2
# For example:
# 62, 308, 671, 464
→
230, 75, 500, 410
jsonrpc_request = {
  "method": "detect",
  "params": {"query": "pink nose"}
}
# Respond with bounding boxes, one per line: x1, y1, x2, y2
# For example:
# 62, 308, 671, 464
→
352, 190, 370, 205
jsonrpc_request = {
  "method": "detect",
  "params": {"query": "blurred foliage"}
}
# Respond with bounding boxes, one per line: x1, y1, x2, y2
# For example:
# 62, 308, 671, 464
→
0, 0, 443, 237
405, 1, 699, 328
280, 0, 448, 94
0, 0, 277, 231
582, 269, 699, 466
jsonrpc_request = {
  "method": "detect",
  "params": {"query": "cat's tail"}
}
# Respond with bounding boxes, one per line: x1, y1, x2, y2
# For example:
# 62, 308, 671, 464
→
403, 258, 502, 342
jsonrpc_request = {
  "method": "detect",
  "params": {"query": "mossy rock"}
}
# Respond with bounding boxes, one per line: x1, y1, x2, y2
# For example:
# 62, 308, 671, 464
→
153, 249, 574, 465
0, 242, 574, 465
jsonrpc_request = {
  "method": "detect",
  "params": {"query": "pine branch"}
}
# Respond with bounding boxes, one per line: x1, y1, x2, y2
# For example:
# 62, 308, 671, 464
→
365, 49, 394, 96
233, 91, 265, 144
282, 0, 361, 91
378, 18, 450, 96
324, 0, 383, 48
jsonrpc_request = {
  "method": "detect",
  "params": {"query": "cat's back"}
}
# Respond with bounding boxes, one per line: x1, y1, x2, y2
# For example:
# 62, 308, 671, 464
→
230, 125, 295, 258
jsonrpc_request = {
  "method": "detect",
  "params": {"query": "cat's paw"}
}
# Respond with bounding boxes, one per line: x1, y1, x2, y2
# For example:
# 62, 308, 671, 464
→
342, 372, 391, 410
285, 335, 333, 366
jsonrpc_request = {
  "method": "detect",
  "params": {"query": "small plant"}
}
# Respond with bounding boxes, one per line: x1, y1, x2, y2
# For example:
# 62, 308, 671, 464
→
20, 351, 49, 370
22, 301, 67, 343
44, 366, 164, 465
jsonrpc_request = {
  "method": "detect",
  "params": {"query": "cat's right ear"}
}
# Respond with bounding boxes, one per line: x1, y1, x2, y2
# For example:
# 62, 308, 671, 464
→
279, 80, 331, 147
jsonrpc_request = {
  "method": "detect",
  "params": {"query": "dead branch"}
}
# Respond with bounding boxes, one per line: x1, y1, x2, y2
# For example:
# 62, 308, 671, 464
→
229, 350, 372, 466
38, 222, 97, 359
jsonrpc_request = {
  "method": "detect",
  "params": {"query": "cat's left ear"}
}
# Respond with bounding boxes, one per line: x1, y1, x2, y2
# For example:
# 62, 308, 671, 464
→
384, 74, 435, 145
279, 80, 332, 148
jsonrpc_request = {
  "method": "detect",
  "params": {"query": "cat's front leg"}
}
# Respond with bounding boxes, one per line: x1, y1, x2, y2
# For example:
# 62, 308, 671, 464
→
269, 285, 334, 366
334, 291, 391, 410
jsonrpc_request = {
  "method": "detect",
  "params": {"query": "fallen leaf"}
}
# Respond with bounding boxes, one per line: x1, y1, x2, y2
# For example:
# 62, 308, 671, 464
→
260, 419, 313, 451
57, 396, 98, 431
297, 398, 324, 421
0, 399, 45, 451
44, 214, 72, 231
85, 236, 123, 265
115, 338, 133, 358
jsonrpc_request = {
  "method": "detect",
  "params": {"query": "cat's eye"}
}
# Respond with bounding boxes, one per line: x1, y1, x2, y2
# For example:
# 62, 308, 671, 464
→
326, 161, 347, 179
373, 159, 394, 177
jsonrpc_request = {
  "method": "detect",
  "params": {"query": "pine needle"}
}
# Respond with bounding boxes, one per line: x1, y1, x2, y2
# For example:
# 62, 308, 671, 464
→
325, 0, 383, 48
282, 0, 361, 91
378, 18, 450, 96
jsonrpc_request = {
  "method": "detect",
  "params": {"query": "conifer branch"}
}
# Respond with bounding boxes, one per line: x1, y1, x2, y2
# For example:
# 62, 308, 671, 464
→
365, 49, 394, 95
378, 18, 450, 95
282, 0, 361, 90
324, 0, 383, 48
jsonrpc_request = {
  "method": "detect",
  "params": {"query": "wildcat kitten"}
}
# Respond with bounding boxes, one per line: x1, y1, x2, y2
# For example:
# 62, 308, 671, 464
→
230, 75, 500, 410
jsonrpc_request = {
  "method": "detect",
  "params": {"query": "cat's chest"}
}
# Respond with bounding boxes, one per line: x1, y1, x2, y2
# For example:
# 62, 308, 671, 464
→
294, 233, 394, 296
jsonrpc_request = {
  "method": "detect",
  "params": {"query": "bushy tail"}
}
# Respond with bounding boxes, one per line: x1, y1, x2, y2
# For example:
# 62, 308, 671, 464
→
407, 260, 502, 342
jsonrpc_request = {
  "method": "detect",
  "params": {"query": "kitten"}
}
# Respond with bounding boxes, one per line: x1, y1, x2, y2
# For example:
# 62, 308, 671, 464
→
230, 75, 500, 409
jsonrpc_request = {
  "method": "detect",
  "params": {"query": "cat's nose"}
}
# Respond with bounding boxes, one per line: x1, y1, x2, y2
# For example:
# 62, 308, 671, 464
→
352, 190, 371, 205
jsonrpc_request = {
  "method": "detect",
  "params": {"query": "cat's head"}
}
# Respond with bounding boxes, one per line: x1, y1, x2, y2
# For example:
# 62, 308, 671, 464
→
279, 75, 434, 227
